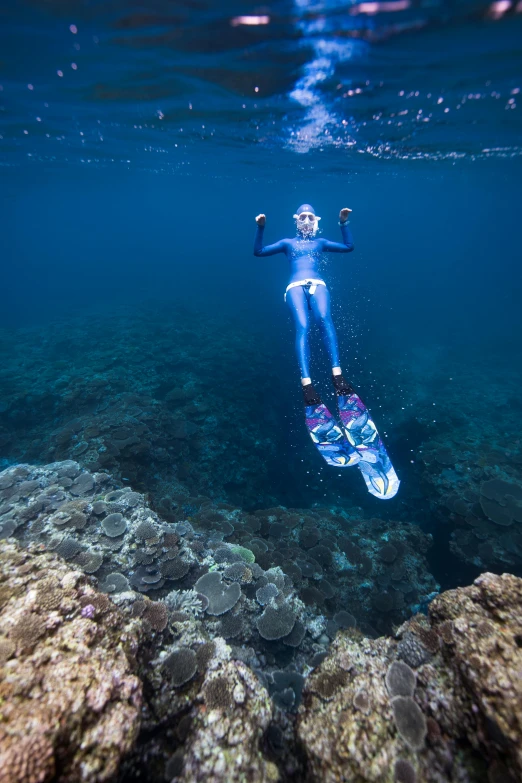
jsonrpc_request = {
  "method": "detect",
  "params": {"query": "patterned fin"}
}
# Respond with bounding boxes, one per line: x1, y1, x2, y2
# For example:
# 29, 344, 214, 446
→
337, 393, 400, 499
305, 403, 361, 468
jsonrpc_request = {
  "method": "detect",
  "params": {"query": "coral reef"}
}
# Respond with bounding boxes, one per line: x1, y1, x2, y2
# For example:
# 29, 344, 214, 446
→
0, 542, 142, 783
2, 308, 520, 586
0, 456, 439, 780
180, 660, 277, 782
1, 484, 521, 783
297, 570, 522, 782
0, 460, 439, 676
429, 571, 522, 779
404, 351, 522, 576
0, 305, 281, 510
0, 457, 437, 781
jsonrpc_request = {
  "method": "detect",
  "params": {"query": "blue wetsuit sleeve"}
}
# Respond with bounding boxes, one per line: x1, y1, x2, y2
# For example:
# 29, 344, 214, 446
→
253, 226, 286, 257
321, 222, 355, 253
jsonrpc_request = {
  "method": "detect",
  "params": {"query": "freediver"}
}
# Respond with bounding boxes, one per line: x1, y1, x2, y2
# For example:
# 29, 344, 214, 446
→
254, 204, 355, 406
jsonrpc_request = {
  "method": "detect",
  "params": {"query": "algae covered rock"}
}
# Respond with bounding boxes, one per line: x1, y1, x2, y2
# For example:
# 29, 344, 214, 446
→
0, 542, 142, 783
298, 633, 402, 782
297, 572, 522, 783
429, 571, 522, 780
181, 659, 277, 782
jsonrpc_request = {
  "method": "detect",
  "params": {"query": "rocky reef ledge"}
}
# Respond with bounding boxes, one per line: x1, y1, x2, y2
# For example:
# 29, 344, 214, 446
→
0, 469, 521, 782
0, 542, 142, 783
298, 570, 522, 783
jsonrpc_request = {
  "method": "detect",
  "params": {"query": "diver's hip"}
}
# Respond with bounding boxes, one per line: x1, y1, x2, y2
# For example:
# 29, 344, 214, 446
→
284, 278, 327, 302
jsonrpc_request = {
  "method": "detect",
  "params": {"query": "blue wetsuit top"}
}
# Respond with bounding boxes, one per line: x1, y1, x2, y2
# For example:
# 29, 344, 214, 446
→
253, 222, 355, 378
253, 222, 354, 283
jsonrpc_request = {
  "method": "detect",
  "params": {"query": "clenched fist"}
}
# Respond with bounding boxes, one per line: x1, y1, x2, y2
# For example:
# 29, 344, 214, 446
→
255, 214, 266, 226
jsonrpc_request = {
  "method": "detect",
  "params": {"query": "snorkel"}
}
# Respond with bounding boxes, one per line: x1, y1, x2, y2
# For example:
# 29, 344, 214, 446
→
293, 203, 321, 238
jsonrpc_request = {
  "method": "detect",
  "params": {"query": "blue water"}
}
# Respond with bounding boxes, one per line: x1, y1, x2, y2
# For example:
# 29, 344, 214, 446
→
1, 4, 522, 577
1, 3, 522, 778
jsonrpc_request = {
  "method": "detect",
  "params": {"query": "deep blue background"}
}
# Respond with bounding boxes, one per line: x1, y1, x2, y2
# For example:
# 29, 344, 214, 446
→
2, 157, 520, 355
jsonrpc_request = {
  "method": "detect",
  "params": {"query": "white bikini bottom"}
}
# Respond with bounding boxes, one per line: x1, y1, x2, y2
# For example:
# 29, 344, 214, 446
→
284, 278, 326, 302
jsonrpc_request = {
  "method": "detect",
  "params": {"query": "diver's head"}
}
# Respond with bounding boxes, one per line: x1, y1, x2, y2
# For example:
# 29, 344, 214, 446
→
293, 203, 321, 237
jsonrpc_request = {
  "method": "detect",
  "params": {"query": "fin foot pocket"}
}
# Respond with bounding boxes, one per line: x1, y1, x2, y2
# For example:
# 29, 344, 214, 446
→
304, 402, 361, 468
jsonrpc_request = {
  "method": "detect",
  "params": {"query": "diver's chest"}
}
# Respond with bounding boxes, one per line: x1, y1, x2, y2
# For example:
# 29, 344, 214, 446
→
291, 241, 322, 260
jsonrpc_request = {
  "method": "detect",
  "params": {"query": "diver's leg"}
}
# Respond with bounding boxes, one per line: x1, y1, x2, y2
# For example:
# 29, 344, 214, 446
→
289, 287, 360, 466
286, 287, 321, 405
311, 286, 353, 395
311, 285, 340, 367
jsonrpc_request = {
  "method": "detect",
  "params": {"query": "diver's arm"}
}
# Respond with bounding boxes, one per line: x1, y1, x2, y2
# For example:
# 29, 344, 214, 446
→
253, 217, 286, 257
321, 208, 354, 253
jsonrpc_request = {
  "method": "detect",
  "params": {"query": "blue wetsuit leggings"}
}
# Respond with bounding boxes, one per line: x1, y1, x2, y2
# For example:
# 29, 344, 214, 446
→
286, 284, 340, 379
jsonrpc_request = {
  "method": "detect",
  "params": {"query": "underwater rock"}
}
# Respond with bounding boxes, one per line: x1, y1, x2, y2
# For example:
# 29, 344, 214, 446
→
180, 660, 277, 782
429, 571, 522, 780
297, 571, 522, 783
130, 630, 277, 783
3, 459, 519, 781
0, 541, 142, 783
